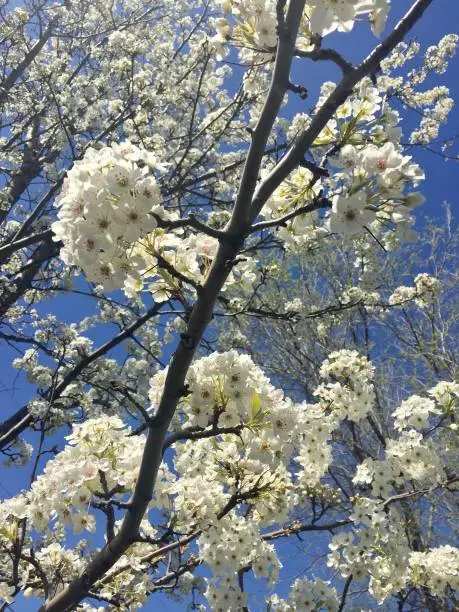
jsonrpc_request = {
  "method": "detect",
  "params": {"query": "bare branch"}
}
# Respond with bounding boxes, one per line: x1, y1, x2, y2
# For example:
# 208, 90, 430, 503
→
0, 20, 55, 105
295, 46, 353, 74
152, 213, 227, 241
0, 229, 55, 263
338, 574, 353, 612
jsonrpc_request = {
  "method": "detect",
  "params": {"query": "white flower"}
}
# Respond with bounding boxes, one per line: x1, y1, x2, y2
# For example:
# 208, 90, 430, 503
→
337, 144, 361, 172
428, 381, 459, 408
272, 577, 339, 611
370, 0, 390, 36
0, 583, 15, 604
327, 192, 376, 235
309, 1, 358, 36
392, 395, 440, 430
404, 192, 426, 208
363, 142, 403, 184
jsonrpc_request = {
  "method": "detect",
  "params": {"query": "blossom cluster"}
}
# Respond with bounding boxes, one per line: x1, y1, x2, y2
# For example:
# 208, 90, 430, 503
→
307, 0, 390, 37
314, 349, 375, 421
0, 417, 174, 603
380, 35, 459, 144
388, 273, 440, 307
52, 141, 260, 298
150, 349, 376, 603
51, 142, 163, 290
428, 380, 459, 412
392, 394, 440, 431
131, 229, 258, 301
212, 0, 391, 61
262, 78, 426, 244
23, 544, 85, 600
1, 349, 457, 608
353, 434, 444, 499
328, 499, 411, 601
0, 417, 147, 533
409, 546, 459, 596
201, 515, 281, 611
327, 139, 424, 236
150, 350, 286, 430
293, 351, 375, 489
353, 381, 455, 497
150, 350, 300, 531
329, 498, 459, 603
271, 577, 339, 611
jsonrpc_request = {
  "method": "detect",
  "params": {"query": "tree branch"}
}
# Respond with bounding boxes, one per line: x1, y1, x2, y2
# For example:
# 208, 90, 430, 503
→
0, 229, 55, 263
295, 47, 353, 74
249, 196, 330, 233
249, 0, 434, 220
263, 519, 351, 541
0, 303, 163, 449
40, 3, 307, 610
338, 574, 353, 612
0, 240, 60, 319
152, 213, 226, 241
39, 2, 434, 609
0, 20, 55, 105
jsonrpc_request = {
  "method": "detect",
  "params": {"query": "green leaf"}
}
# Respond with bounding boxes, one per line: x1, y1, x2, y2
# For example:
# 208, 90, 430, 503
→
251, 391, 262, 417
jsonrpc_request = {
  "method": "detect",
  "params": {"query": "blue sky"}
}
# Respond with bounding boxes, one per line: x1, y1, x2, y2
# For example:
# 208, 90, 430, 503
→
1, 1, 458, 609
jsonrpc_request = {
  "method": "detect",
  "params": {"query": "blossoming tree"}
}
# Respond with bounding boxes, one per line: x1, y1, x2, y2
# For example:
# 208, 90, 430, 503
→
0, 0, 457, 610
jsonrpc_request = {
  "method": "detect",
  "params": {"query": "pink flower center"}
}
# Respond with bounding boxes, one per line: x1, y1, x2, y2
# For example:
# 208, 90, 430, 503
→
85, 466, 97, 478
377, 158, 387, 171
71, 202, 84, 214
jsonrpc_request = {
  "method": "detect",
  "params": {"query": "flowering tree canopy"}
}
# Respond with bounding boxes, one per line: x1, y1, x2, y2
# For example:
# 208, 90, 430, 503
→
0, 0, 458, 610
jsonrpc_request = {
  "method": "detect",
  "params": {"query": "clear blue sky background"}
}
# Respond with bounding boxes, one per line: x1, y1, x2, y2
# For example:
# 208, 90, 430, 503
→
1, 1, 458, 609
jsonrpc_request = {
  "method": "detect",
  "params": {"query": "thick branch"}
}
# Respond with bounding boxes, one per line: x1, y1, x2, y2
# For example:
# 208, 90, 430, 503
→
295, 47, 353, 74
0, 21, 55, 105
0, 240, 59, 319
250, 0, 434, 219
227, 0, 307, 233
40, 3, 307, 610
0, 229, 54, 263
